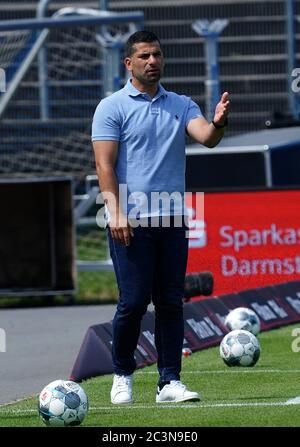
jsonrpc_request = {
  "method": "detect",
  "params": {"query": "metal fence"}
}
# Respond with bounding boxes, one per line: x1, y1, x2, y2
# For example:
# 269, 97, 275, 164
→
0, 0, 300, 285
109, 0, 300, 133
1, 1, 299, 172
0, 3, 144, 278
1, 0, 299, 179
0, 5, 142, 179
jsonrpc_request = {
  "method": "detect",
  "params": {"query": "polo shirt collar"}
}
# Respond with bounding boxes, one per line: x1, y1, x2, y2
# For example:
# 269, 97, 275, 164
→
125, 78, 167, 99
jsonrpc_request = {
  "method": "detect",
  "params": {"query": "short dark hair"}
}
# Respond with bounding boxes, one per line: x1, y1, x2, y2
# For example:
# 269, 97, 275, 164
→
125, 30, 161, 57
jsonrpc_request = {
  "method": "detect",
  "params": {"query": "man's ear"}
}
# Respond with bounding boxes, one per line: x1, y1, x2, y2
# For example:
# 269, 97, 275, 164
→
124, 57, 132, 72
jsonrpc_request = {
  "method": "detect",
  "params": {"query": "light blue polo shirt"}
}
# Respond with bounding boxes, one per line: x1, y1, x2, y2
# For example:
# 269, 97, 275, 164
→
92, 79, 203, 218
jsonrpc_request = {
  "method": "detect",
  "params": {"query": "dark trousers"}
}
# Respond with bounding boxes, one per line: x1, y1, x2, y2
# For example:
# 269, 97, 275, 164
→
107, 216, 188, 385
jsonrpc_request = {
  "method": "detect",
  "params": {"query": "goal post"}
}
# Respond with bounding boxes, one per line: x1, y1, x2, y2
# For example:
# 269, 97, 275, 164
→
0, 9, 144, 289
0, 8, 144, 120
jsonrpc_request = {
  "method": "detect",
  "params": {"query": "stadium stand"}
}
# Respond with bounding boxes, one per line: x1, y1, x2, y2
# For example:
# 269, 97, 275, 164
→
0, 0, 300, 179
0, 0, 299, 293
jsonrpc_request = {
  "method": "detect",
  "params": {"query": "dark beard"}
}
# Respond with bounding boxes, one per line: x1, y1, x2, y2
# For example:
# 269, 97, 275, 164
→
135, 70, 162, 85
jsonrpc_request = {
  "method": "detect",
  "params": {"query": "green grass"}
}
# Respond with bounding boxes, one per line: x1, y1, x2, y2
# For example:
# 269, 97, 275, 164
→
1, 323, 300, 427
75, 225, 118, 302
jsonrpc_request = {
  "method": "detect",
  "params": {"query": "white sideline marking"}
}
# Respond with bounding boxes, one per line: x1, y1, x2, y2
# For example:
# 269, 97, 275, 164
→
1, 370, 299, 413
285, 396, 300, 405
1, 399, 299, 414
137, 369, 300, 374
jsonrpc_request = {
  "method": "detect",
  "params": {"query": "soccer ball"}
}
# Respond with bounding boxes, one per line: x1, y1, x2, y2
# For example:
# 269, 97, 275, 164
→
38, 379, 88, 426
220, 329, 261, 367
182, 347, 192, 357
224, 307, 260, 335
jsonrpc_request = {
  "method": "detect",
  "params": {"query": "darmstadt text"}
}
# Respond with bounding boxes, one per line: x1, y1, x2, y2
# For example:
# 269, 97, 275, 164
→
220, 223, 300, 276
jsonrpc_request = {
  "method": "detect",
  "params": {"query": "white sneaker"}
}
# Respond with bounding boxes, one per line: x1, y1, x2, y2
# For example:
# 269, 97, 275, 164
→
156, 380, 200, 403
111, 374, 133, 404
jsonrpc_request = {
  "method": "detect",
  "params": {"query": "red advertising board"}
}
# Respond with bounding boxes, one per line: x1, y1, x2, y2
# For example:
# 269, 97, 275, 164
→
186, 189, 300, 298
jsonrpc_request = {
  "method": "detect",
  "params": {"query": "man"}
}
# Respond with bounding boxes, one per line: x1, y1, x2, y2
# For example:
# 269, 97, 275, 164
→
92, 30, 229, 404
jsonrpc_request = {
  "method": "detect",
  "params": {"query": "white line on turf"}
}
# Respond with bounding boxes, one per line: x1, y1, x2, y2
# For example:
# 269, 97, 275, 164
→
1, 370, 299, 413
136, 369, 300, 374
285, 396, 300, 404
1, 399, 299, 414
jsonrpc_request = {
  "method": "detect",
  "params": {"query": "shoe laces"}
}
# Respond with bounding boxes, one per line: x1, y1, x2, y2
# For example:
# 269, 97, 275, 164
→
169, 380, 186, 390
115, 375, 131, 392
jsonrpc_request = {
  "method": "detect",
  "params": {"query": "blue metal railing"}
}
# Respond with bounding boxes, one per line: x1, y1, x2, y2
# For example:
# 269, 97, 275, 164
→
0, 9, 144, 121
0, 13, 144, 32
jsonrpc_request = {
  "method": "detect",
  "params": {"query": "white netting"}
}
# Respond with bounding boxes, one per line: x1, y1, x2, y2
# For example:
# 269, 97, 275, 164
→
1, 0, 300, 178
0, 13, 136, 179
0, 30, 32, 69
47, 26, 101, 81
0, 130, 93, 175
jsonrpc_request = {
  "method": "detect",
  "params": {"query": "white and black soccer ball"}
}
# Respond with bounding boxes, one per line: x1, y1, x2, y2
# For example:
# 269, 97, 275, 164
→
220, 329, 261, 367
224, 307, 260, 336
38, 379, 89, 426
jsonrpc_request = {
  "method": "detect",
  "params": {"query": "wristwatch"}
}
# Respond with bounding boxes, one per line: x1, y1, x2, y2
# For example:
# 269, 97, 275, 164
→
212, 118, 228, 129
